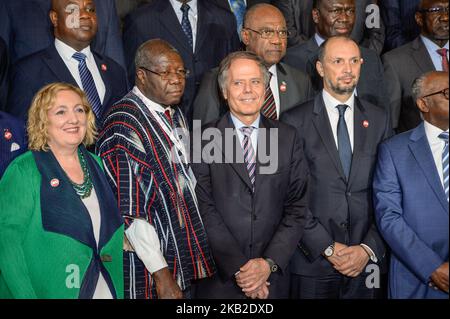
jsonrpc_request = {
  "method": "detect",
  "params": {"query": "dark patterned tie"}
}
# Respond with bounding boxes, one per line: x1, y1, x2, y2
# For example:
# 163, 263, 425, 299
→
72, 52, 102, 118
180, 3, 193, 50
436, 48, 449, 72
261, 74, 277, 120
438, 132, 449, 201
240, 126, 256, 189
336, 104, 352, 180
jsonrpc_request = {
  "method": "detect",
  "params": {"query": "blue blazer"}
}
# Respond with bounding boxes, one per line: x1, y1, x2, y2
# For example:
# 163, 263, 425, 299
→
7, 44, 128, 121
0, 0, 125, 69
0, 37, 7, 111
373, 122, 449, 299
122, 0, 241, 122
0, 111, 27, 178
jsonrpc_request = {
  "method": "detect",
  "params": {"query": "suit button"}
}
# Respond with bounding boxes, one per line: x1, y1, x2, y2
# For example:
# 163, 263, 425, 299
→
340, 222, 348, 229
346, 192, 351, 197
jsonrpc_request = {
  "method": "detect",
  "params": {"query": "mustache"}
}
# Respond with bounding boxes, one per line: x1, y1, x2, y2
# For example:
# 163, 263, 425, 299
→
337, 74, 356, 81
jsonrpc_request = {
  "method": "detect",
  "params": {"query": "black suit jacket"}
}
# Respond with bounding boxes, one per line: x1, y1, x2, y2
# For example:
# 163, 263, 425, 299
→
193, 62, 314, 125
122, 0, 240, 122
0, 37, 7, 111
7, 44, 128, 121
283, 36, 388, 110
192, 113, 309, 298
382, 37, 436, 132
280, 94, 391, 276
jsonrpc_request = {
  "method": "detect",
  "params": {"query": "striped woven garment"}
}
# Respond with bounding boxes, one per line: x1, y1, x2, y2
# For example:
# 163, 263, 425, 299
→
97, 91, 215, 299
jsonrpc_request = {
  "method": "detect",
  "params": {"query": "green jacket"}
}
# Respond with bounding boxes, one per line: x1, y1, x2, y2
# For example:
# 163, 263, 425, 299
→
0, 149, 123, 299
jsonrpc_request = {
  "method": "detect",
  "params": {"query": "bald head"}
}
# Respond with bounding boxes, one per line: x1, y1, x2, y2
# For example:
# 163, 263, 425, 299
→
318, 36, 360, 62
243, 4, 284, 28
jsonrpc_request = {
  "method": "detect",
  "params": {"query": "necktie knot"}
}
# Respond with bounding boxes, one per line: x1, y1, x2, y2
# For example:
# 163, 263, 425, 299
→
240, 126, 254, 137
439, 132, 449, 144
437, 48, 448, 58
336, 104, 349, 117
181, 3, 190, 14
72, 52, 87, 63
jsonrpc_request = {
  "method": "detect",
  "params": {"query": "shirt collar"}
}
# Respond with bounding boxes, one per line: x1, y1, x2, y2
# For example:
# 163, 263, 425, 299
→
230, 112, 260, 131
424, 120, 448, 145
315, 33, 327, 47
268, 64, 277, 78
322, 89, 355, 113
132, 86, 172, 114
54, 38, 92, 63
420, 35, 449, 52
169, 0, 198, 13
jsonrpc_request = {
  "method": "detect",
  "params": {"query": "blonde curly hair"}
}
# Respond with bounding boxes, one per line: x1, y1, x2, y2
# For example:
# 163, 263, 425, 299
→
27, 83, 97, 151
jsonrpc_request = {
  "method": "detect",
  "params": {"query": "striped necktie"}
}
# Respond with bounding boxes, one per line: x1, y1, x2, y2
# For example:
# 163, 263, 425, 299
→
436, 48, 449, 72
240, 126, 256, 189
261, 73, 277, 120
180, 3, 193, 50
72, 52, 102, 118
438, 131, 449, 201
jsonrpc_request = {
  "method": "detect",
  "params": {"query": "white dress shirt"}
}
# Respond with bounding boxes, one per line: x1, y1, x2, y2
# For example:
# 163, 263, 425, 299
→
268, 64, 281, 119
54, 38, 106, 104
322, 89, 355, 152
169, 0, 198, 52
230, 112, 260, 153
424, 120, 448, 189
421, 36, 449, 72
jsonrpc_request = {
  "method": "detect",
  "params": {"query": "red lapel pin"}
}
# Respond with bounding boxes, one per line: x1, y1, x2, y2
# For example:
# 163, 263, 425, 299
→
101, 64, 107, 72
280, 81, 287, 92
50, 178, 60, 188
362, 120, 369, 128
4, 129, 12, 140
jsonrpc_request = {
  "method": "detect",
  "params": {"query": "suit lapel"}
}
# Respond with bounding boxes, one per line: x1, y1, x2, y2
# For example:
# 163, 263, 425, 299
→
276, 63, 290, 114
157, 0, 192, 52
92, 52, 111, 112
412, 37, 436, 72
409, 124, 448, 213
347, 98, 369, 188
195, 0, 209, 54
312, 95, 347, 181
43, 45, 78, 85
216, 113, 253, 191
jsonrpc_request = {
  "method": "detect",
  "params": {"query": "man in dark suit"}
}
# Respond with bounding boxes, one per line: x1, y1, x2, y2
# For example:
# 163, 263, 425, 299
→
0, 0, 125, 69
281, 37, 391, 299
193, 4, 313, 125
373, 71, 449, 299
7, 0, 128, 121
273, 0, 385, 54
283, 0, 387, 110
0, 37, 7, 111
122, 0, 241, 123
0, 111, 27, 178
382, 0, 449, 133
380, 0, 421, 51
192, 51, 309, 299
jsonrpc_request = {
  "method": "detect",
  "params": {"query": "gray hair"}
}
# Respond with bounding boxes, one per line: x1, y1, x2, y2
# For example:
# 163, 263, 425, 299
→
411, 72, 432, 102
134, 39, 179, 71
217, 51, 270, 94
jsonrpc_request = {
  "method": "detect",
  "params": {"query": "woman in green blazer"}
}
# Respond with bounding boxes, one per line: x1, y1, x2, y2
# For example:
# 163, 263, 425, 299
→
0, 83, 124, 299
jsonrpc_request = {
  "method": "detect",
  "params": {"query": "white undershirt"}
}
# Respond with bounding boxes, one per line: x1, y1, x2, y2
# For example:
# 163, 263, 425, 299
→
81, 188, 113, 299
424, 120, 448, 188
268, 65, 281, 119
54, 38, 106, 104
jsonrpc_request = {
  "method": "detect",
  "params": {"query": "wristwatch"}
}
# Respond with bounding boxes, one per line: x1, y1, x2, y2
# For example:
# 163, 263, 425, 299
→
324, 242, 335, 257
265, 258, 278, 273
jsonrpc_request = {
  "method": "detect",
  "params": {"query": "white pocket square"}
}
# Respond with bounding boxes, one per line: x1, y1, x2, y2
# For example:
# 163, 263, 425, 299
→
10, 142, 20, 152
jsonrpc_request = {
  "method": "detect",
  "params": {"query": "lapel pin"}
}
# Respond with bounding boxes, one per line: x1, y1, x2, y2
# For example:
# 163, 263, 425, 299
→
101, 64, 107, 72
4, 129, 12, 140
280, 81, 287, 93
10, 142, 20, 152
362, 120, 369, 128
50, 178, 60, 188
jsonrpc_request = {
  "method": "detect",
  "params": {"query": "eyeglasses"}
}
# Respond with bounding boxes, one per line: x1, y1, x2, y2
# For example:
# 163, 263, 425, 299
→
139, 66, 190, 80
419, 6, 449, 14
421, 88, 449, 99
243, 27, 291, 39
326, 7, 356, 17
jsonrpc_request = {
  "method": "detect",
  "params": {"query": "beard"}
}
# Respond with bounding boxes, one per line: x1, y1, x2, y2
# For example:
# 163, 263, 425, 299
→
326, 76, 357, 95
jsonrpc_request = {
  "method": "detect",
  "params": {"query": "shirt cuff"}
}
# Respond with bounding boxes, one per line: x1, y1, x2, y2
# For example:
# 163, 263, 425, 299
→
360, 243, 378, 263
125, 219, 168, 274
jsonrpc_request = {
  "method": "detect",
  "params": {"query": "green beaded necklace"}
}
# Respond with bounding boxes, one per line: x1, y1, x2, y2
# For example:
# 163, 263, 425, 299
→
69, 149, 93, 199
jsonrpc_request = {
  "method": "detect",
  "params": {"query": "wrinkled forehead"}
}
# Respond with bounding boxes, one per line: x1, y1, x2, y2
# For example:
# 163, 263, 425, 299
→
151, 51, 184, 68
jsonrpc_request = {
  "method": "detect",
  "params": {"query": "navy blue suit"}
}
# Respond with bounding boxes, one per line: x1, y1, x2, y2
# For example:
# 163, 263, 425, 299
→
7, 44, 128, 121
380, 0, 420, 51
373, 123, 449, 299
0, 0, 125, 69
0, 111, 27, 178
0, 37, 7, 111
122, 0, 241, 122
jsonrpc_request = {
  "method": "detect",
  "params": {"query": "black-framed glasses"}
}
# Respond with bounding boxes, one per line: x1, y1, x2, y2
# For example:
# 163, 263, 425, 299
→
243, 27, 291, 39
422, 88, 449, 99
419, 6, 449, 14
139, 66, 190, 80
